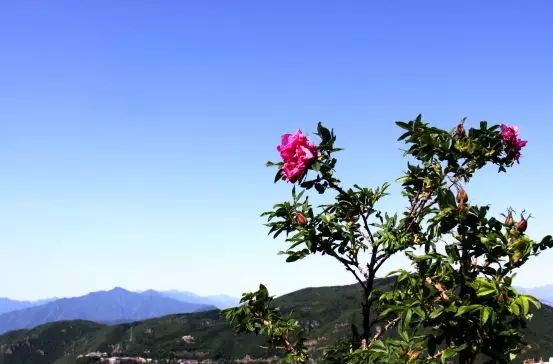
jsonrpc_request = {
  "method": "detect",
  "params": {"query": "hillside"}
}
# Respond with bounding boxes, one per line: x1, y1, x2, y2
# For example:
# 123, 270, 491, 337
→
0, 278, 552, 363
0, 288, 215, 334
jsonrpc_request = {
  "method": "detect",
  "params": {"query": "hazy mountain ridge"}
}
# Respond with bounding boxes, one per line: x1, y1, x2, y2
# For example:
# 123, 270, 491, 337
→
0, 299, 36, 316
0, 298, 56, 316
0, 288, 216, 334
158, 290, 239, 309
0, 278, 552, 363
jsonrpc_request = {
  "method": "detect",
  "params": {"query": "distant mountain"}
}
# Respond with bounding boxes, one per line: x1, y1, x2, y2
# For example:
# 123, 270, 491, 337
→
0, 298, 55, 315
0, 278, 552, 363
0, 287, 216, 334
159, 290, 239, 309
0, 299, 34, 316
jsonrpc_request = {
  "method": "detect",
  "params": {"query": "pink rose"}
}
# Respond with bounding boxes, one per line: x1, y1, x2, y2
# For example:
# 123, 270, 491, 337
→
500, 124, 527, 162
277, 130, 318, 183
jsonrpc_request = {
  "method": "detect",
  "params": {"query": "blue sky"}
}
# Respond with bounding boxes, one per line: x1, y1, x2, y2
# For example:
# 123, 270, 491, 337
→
0, 1, 552, 300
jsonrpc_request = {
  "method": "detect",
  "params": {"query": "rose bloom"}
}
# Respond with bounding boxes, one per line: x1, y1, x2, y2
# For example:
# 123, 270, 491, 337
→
277, 130, 318, 182
500, 124, 527, 162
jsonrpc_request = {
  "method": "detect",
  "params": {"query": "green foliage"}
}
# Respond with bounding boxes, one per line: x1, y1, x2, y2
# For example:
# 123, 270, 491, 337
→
262, 123, 404, 352
227, 116, 550, 363
222, 285, 308, 363
378, 116, 549, 363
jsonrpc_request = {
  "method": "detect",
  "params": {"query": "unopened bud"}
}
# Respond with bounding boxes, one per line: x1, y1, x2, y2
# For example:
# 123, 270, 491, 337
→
457, 187, 468, 209
457, 187, 468, 204
456, 121, 466, 138
517, 214, 528, 233
296, 212, 307, 225
504, 210, 514, 226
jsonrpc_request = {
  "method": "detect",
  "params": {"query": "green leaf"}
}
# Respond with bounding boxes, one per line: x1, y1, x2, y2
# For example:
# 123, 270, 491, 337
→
509, 302, 521, 316
519, 296, 530, 315
317, 122, 331, 143
395, 121, 410, 130
274, 169, 283, 183
403, 308, 413, 329
441, 348, 457, 363
455, 304, 481, 317
477, 288, 497, 297
429, 308, 444, 319
540, 235, 553, 250
480, 306, 491, 325
314, 183, 325, 194
398, 131, 410, 141
285, 253, 306, 263
524, 294, 541, 309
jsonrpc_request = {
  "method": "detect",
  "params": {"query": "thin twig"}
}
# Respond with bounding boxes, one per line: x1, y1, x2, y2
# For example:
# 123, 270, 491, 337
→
367, 316, 401, 348
326, 249, 367, 289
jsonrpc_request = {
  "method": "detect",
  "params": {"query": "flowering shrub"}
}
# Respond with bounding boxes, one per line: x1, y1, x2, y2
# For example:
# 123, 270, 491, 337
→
223, 116, 552, 364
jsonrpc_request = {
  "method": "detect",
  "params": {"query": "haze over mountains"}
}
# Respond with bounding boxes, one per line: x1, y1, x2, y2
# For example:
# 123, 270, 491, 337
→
0, 288, 238, 334
158, 290, 238, 309
0, 298, 55, 315
0, 278, 552, 364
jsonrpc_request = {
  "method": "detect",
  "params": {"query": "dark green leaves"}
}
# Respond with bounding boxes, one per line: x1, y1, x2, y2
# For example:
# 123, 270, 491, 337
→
222, 285, 308, 362
537, 235, 553, 252
317, 122, 332, 145
231, 118, 548, 364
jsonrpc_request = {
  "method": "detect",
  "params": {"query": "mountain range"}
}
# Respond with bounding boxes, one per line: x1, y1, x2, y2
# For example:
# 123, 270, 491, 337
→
157, 290, 238, 309
0, 298, 55, 316
0, 288, 229, 334
0, 277, 552, 363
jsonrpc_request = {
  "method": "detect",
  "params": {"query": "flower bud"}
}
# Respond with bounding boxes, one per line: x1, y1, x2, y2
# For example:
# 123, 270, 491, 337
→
457, 187, 468, 203
517, 215, 528, 233
296, 212, 307, 225
456, 121, 466, 138
504, 210, 514, 226
456, 187, 468, 209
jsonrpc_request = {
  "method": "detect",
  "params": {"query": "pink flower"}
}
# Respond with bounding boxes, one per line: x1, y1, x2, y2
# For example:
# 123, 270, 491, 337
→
500, 124, 527, 162
277, 130, 318, 183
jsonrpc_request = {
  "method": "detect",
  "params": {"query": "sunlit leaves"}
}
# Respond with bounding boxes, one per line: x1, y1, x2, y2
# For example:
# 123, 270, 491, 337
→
222, 285, 308, 362
229, 117, 549, 364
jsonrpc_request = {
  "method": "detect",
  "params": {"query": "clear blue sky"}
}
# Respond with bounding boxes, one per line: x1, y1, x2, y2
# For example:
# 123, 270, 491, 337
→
1, 1, 552, 300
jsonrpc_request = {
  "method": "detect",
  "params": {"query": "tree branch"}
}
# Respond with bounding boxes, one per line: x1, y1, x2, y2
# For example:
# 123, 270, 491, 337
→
325, 249, 367, 289
367, 316, 401, 348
